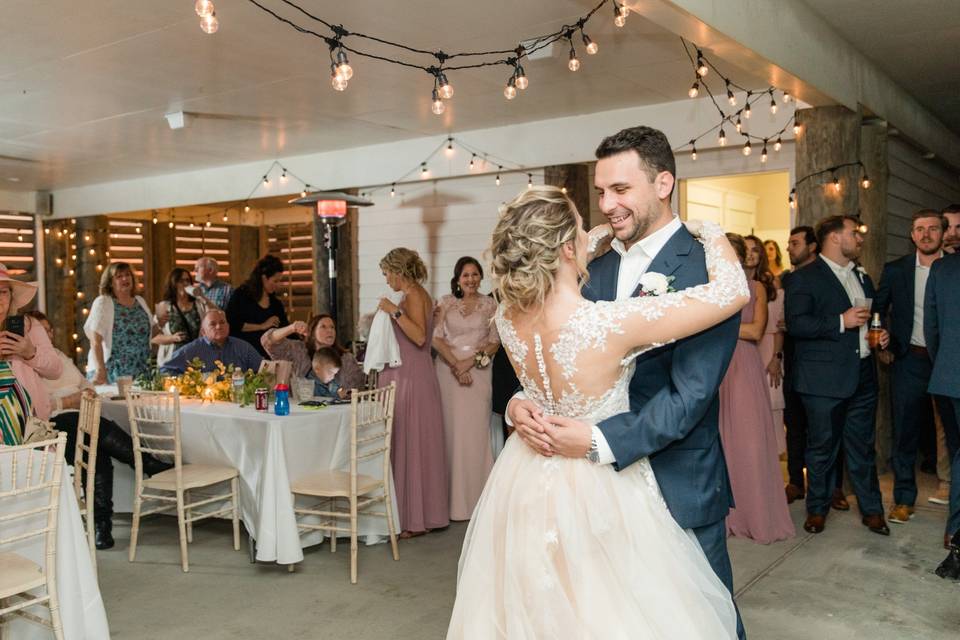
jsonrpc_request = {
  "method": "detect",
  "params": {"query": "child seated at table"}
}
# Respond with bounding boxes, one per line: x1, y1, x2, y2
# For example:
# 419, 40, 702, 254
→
310, 347, 347, 399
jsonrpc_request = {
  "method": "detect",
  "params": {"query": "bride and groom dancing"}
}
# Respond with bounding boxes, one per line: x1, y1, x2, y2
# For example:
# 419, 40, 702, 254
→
446, 126, 751, 638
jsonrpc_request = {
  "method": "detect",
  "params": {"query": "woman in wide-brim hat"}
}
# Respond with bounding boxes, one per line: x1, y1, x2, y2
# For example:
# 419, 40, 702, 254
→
0, 264, 62, 445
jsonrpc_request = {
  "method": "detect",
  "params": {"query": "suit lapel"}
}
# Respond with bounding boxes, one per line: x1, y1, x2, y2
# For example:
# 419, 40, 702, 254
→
631, 226, 692, 296
585, 251, 621, 302
903, 255, 915, 306
814, 257, 852, 305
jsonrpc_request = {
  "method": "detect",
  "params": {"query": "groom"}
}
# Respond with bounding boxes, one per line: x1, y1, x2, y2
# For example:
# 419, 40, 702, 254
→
508, 126, 744, 638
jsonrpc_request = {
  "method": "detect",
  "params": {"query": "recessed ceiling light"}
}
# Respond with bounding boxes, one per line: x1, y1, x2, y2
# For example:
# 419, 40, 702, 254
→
6, 177, 20, 182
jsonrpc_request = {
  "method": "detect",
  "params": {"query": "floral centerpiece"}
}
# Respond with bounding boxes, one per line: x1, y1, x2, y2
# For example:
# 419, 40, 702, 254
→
136, 359, 274, 407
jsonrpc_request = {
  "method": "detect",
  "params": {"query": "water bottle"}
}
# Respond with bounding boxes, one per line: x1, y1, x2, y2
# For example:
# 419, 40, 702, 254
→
232, 368, 245, 404
274, 384, 290, 416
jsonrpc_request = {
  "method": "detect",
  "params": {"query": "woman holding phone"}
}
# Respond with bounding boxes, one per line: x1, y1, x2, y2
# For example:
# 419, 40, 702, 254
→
152, 267, 210, 367
0, 264, 62, 445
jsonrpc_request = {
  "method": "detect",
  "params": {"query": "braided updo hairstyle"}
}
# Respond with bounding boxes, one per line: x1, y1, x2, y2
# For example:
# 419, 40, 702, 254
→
379, 247, 428, 283
489, 186, 585, 313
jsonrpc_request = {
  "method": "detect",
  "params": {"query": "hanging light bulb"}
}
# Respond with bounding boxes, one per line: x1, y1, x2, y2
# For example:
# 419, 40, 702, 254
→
495, 172, 501, 187
445, 137, 455, 156
206, 218, 212, 228
152, 213, 159, 224
431, 88, 445, 115
17, 234, 23, 242
222, 212, 229, 222
199, 12, 219, 34
832, 173, 841, 192
44, 228, 49, 235
437, 72, 454, 100
582, 32, 598, 55
793, 121, 802, 135
789, 188, 796, 209
690, 141, 698, 161
334, 48, 353, 81
774, 136, 783, 152
614, 1, 628, 27
195, 0, 215, 18
421, 162, 429, 178
527, 174, 533, 189
515, 64, 529, 90
244, 204, 251, 213
168, 220, 175, 228
263, 175, 270, 186
742, 140, 752, 156
69, 269, 75, 276
503, 75, 518, 100
280, 169, 288, 183
735, 114, 743, 133
469, 154, 476, 170
769, 92, 778, 114
696, 52, 708, 77
96, 263, 103, 272
726, 81, 736, 106
743, 95, 752, 119
390, 184, 396, 197
861, 174, 871, 189
568, 45, 581, 72
331, 63, 349, 91
688, 80, 699, 98
761, 141, 768, 163
136, 226, 141, 234
55, 257, 63, 266
782, 91, 791, 103
718, 128, 727, 146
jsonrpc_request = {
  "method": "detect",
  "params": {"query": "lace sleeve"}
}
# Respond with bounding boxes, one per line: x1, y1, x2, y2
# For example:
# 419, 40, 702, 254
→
433, 295, 453, 340
597, 221, 750, 362
482, 296, 500, 345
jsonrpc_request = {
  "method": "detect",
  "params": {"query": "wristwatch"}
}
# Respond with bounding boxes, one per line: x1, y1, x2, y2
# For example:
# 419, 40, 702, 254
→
585, 433, 600, 464
391, 309, 403, 320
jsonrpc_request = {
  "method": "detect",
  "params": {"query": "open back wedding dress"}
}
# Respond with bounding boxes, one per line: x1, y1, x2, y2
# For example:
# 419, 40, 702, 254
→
447, 222, 744, 639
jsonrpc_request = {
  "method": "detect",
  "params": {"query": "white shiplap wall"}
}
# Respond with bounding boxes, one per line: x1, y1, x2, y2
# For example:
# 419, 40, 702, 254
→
887, 138, 960, 260
357, 171, 543, 316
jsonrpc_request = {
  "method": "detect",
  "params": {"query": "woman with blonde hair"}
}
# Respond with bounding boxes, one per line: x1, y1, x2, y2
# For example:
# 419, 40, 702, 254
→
377, 247, 450, 537
84, 262, 156, 384
447, 186, 749, 638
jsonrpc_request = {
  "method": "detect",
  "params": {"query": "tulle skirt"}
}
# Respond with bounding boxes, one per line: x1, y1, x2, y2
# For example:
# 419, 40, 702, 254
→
447, 436, 737, 639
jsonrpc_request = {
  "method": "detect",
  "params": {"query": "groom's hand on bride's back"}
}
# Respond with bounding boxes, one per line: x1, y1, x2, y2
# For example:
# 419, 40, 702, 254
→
507, 398, 554, 456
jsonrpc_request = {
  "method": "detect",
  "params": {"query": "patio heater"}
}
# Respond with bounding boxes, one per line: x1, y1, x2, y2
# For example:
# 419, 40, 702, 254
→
288, 191, 373, 320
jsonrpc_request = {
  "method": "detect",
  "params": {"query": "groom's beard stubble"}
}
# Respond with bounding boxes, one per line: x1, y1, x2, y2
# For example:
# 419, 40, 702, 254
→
616, 200, 660, 246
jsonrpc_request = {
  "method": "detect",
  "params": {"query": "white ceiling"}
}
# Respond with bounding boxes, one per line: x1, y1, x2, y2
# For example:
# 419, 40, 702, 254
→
0, 0, 776, 192
802, 0, 960, 135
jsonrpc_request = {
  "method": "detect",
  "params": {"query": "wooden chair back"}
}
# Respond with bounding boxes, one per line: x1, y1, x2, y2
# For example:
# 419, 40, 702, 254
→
72, 393, 101, 569
125, 390, 182, 489
349, 382, 396, 494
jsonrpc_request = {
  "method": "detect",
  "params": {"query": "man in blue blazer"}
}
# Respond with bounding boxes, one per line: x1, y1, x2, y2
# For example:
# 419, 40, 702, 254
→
785, 215, 890, 536
924, 251, 960, 556
873, 210, 945, 525
508, 126, 744, 638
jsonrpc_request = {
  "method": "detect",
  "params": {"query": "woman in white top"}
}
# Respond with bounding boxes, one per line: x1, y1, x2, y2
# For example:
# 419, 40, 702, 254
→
30, 311, 171, 549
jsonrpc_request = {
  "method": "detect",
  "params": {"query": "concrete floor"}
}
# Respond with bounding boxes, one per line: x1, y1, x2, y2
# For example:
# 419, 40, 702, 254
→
97, 471, 960, 640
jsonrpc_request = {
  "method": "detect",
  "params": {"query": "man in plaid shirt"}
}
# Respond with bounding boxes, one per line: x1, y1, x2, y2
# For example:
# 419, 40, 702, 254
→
194, 257, 234, 309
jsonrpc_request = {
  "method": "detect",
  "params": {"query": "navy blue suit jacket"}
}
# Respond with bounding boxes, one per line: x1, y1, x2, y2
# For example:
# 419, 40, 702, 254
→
924, 252, 960, 399
874, 253, 918, 358
784, 256, 876, 399
584, 225, 738, 530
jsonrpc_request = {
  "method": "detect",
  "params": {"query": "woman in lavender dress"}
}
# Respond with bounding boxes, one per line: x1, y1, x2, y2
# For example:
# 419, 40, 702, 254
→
433, 257, 500, 521
377, 248, 450, 537
719, 234, 795, 544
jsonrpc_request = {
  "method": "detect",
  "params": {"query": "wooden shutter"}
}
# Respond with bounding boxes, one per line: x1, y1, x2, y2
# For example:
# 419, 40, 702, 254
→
265, 222, 314, 321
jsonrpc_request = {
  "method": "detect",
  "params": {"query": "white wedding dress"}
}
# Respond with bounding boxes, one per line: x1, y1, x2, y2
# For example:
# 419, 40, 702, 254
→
447, 223, 743, 639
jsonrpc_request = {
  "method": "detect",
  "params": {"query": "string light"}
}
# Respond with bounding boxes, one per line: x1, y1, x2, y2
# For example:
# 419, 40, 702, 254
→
688, 79, 699, 98
760, 140, 768, 163
861, 174, 871, 189
331, 63, 349, 91
445, 137, 455, 156
742, 140, 752, 156
832, 173, 841, 192
44, 228, 50, 235
222, 212, 229, 222
614, 1, 628, 27
390, 184, 396, 197
788, 188, 796, 209
244, 204, 251, 213
334, 48, 353, 81
262, 175, 270, 186
496, 167, 502, 186
743, 95, 752, 119
280, 168, 288, 183
735, 114, 743, 134
421, 162, 429, 178
782, 91, 791, 103
690, 141, 697, 161
527, 174, 533, 189
774, 136, 782, 152
718, 128, 727, 146
504, 75, 518, 100
696, 50, 708, 77
793, 120, 802, 135
582, 31, 599, 55
152, 214, 159, 224
200, 11, 219, 34
437, 72, 454, 100
514, 64, 529, 90
55, 257, 63, 266
195, 0, 214, 18
567, 38, 581, 72
431, 88, 445, 115
469, 154, 476, 169
726, 81, 736, 106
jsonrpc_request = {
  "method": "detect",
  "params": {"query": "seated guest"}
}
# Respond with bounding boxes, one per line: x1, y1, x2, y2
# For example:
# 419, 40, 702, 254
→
225, 254, 289, 357
161, 309, 263, 375
261, 313, 365, 391
309, 347, 346, 399
27, 311, 171, 549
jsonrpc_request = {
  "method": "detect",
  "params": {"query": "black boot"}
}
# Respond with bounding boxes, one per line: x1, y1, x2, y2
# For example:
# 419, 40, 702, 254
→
99, 419, 172, 477
93, 462, 115, 550
935, 531, 960, 580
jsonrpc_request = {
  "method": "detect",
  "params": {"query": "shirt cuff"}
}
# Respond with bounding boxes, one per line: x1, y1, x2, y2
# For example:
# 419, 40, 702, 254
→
839, 315, 845, 333
503, 391, 528, 426
591, 426, 616, 465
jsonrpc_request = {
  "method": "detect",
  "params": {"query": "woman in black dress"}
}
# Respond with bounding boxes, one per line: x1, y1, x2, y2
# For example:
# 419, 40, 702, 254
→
225, 255, 289, 356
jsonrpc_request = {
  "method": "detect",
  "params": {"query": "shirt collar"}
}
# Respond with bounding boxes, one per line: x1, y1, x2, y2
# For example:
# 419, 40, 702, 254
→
915, 251, 942, 268
611, 216, 682, 258
819, 254, 855, 275
201, 336, 229, 349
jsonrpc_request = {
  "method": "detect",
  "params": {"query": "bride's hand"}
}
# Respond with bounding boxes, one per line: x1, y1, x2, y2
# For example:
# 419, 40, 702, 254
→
683, 219, 705, 238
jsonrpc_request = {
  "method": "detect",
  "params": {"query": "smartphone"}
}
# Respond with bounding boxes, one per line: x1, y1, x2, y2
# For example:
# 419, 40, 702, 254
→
4, 315, 24, 337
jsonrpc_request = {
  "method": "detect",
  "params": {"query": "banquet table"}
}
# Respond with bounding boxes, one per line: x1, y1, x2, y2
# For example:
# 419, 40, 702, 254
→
98, 393, 399, 565
0, 450, 111, 639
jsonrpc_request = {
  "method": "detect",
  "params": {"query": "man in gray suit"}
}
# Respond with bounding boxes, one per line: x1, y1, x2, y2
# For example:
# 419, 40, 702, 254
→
925, 251, 960, 572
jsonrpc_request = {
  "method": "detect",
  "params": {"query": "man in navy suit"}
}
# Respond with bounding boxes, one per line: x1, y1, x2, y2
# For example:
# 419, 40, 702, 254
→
874, 210, 945, 525
508, 126, 744, 638
785, 215, 890, 536
924, 251, 960, 557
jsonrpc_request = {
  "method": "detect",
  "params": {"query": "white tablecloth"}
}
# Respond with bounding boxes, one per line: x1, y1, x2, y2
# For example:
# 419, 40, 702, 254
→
0, 453, 110, 639
99, 396, 399, 564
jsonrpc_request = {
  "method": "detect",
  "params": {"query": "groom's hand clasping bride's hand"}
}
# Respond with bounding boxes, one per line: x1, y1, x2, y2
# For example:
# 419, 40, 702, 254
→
507, 398, 555, 456
541, 416, 592, 458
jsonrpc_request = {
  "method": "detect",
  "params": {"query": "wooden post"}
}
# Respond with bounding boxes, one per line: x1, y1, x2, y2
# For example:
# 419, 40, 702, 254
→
229, 226, 261, 288
75, 217, 109, 368
43, 220, 76, 355
545, 164, 592, 228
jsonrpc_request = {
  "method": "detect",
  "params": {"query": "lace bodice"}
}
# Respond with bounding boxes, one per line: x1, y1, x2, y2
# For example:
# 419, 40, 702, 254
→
495, 221, 748, 423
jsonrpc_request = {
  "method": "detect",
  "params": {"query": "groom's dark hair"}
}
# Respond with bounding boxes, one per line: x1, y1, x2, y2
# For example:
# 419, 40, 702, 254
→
595, 126, 676, 187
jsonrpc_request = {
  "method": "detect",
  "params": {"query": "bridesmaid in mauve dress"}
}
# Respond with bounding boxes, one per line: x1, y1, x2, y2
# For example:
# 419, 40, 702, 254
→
432, 258, 500, 521
758, 287, 787, 454
377, 248, 450, 536
720, 235, 795, 544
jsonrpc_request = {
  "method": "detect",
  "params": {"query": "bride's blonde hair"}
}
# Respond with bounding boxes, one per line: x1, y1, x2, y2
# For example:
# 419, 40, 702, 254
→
489, 186, 586, 313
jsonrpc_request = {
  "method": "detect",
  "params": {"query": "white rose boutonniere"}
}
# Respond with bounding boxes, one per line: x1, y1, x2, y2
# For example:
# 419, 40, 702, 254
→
638, 272, 675, 297
855, 265, 867, 284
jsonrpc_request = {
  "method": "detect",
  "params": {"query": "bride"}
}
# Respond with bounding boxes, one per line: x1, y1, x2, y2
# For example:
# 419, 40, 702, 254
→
446, 186, 749, 639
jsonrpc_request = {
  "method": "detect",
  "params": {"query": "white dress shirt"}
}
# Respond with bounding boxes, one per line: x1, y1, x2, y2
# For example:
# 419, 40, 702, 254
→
910, 251, 941, 347
819, 255, 870, 359
611, 216, 684, 300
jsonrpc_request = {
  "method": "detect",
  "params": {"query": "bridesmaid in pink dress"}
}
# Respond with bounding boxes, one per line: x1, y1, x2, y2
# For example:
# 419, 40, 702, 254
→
719, 234, 795, 544
377, 248, 450, 537
433, 258, 500, 521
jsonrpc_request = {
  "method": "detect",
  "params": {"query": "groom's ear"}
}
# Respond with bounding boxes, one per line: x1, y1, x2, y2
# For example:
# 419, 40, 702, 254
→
654, 171, 675, 201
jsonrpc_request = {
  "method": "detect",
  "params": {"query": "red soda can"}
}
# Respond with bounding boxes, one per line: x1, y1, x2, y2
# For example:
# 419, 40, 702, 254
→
255, 387, 269, 411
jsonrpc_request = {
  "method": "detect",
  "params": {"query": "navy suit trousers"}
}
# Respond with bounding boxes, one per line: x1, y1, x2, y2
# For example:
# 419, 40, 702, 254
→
691, 519, 745, 640
933, 397, 960, 536
890, 350, 935, 506
800, 357, 883, 516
